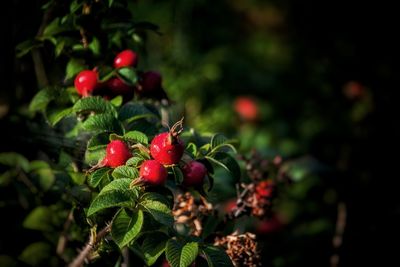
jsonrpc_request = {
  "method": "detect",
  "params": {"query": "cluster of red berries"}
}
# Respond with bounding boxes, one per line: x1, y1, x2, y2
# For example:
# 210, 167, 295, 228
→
74, 49, 163, 100
100, 121, 208, 187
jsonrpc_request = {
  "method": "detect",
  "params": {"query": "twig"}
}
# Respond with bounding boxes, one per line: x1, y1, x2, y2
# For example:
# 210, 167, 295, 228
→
31, 2, 53, 87
57, 210, 74, 260
121, 247, 130, 267
68, 224, 111, 267
330, 202, 347, 267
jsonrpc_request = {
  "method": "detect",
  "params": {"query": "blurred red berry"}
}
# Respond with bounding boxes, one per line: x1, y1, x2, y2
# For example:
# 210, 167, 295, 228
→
234, 96, 259, 121
114, 49, 138, 68
343, 81, 365, 99
255, 180, 274, 199
107, 77, 133, 95
182, 161, 207, 186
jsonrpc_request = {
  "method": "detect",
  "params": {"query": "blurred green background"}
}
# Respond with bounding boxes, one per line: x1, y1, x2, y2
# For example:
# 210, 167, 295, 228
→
1, 0, 399, 266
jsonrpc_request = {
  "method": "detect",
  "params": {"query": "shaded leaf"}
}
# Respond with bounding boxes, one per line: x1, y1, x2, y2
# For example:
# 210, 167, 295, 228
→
117, 67, 137, 86
23, 206, 53, 231
112, 166, 139, 179
73, 96, 116, 116
0, 152, 30, 172
112, 209, 144, 248
139, 192, 173, 226
19, 242, 51, 267
202, 246, 234, 267
124, 131, 148, 144
65, 58, 86, 80
88, 168, 111, 188
141, 232, 168, 266
166, 239, 198, 267
87, 179, 138, 216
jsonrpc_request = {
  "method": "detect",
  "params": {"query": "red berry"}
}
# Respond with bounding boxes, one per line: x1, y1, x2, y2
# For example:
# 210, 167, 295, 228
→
256, 214, 284, 234
343, 81, 365, 99
182, 161, 207, 186
114, 49, 138, 68
139, 71, 162, 92
74, 70, 98, 96
150, 132, 184, 165
255, 180, 274, 199
234, 96, 259, 121
223, 199, 238, 214
107, 77, 133, 95
103, 140, 132, 168
139, 160, 168, 185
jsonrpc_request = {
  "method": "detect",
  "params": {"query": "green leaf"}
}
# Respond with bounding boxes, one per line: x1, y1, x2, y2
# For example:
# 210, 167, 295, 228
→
82, 114, 122, 133
124, 131, 148, 144
87, 179, 138, 216
47, 107, 73, 126
108, 0, 114, 7
55, 40, 65, 57
139, 192, 173, 227
171, 166, 184, 184
70, 0, 83, 13
118, 102, 157, 122
73, 96, 116, 115
186, 143, 198, 158
202, 246, 234, 267
205, 152, 241, 182
65, 58, 86, 80
211, 134, 228, 149
89, 36, 101, 56
19, 242, 51, 267
110, 95, 123, 107
85, 146, 106, 166
141, 233, 168, 266
87, 132, 109, 151
16, 39, 41, 58
0, 152, 30, 172
117, 67, 138, 86
88, 168, 111, 188
112, 209, 144, 249
29, 89, 57, 113
209, 134, 237, 154
43, 17, 73, 37
112, 166, 139, 179
23, 206, 53, 231
32, 167, 55, 191
166, 239, 199, 267
126, 156, 144, 167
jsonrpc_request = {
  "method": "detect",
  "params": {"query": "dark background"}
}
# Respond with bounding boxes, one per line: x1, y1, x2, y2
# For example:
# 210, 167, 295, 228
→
1, 0, 399, 266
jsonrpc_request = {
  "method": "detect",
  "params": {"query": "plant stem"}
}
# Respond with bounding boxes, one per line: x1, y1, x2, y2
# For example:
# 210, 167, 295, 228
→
68, 225, 111, 267
32, 4, 53, 88
57, 210, 74, 261
330, 202, 347, 267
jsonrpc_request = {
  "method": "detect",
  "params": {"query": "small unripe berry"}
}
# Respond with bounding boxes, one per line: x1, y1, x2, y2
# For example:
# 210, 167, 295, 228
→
139, 160, 168, 185
114, 50, 138, 68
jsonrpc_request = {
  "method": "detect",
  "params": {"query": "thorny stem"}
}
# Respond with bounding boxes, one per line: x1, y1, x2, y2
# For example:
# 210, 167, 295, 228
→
68, 224, 111, 267
330, 202, 347, 267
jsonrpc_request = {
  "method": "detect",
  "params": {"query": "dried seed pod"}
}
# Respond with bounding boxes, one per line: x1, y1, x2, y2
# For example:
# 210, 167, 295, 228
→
172, 192, 214, 236
214, 232, 261, 267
